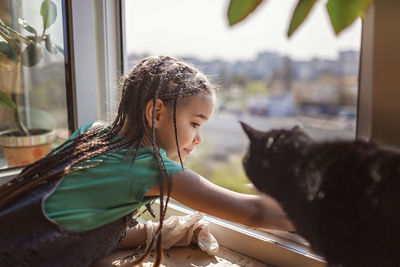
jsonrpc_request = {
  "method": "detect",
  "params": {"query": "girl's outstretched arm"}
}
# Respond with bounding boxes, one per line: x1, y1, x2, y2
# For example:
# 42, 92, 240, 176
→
145, 169, 295, 231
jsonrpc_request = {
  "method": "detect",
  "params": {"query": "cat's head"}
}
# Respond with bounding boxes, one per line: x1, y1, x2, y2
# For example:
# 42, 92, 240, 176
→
240, 121, 312, 195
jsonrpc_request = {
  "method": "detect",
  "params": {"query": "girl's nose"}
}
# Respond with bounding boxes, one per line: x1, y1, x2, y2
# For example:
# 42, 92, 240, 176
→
194, 133, 202, 145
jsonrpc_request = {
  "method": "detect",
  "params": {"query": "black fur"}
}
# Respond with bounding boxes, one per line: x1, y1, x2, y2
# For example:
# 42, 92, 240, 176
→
240, 122, 400, 267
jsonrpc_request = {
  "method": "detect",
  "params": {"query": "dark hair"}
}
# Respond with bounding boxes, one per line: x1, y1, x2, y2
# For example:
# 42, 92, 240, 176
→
0, 56, 215, 266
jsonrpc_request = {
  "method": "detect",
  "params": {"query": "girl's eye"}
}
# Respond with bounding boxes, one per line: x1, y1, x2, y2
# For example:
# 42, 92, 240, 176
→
191, 122, 200, 128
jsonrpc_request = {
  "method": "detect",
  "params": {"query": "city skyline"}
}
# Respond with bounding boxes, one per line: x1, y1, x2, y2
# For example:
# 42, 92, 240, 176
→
125, 0, 362, 62
128, 49, 360, 82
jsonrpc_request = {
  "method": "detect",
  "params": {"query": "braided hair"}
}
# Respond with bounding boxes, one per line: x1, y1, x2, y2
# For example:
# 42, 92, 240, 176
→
0, 56, 215, 266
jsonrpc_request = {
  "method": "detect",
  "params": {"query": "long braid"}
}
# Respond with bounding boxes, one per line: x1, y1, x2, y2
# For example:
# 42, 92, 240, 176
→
150, 86, 167, 265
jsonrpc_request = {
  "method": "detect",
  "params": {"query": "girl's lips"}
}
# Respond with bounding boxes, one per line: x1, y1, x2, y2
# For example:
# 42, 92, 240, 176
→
183, 148, 192, 155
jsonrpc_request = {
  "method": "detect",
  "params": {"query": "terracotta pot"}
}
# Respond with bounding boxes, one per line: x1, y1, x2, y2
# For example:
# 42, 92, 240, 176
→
0, 129, 56, 168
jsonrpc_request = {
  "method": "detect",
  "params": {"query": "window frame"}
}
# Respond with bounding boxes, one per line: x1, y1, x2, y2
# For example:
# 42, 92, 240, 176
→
357, 1, 400, 149
68, 0, 124, 127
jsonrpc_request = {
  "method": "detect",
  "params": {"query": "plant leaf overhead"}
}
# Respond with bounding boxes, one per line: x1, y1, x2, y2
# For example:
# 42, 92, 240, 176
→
228, 0, 264, 26
227, 0, 373, 36
40, 0, 57, 30
287, 0, 317, 37
327, 0, 372, 34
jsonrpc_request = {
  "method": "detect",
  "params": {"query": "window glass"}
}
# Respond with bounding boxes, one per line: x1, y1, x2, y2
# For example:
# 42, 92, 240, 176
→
0, 0, 70, 170
124, 0, 361, 194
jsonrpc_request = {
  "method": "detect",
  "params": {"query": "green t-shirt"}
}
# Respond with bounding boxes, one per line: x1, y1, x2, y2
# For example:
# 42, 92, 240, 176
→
44, 122, 183, 231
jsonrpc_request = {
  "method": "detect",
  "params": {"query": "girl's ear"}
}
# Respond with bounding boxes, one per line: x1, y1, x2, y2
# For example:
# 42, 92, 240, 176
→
145, 99, 166, 129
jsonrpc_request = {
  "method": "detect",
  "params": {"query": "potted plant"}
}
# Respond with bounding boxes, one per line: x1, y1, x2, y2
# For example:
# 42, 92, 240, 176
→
0, 0, 60, 167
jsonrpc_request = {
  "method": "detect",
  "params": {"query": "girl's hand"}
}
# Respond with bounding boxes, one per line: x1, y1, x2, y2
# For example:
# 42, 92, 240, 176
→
252, 193, 296, 231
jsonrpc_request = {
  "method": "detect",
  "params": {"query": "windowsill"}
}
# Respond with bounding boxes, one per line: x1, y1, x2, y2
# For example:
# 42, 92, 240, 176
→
95, 245, 268, 266
140, 201, 326, 267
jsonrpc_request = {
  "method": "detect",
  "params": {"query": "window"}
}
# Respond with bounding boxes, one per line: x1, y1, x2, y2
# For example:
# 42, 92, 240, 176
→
0, 0, 72, 170
124, 0, 361, 195
123, 1, 363, 263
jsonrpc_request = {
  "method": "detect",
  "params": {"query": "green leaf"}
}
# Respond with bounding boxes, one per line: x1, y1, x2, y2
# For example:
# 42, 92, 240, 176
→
0, 35, 17, 62
0, 91, 16, 109
0, 21, 31, 44
327, 0, 372, 34
26, 35, 37, 41
44, 35, 56, 54
228, 0, 264, 26
287, 0, 317, 37
0, 22, 13, 40
21, 43, 43, 66
17, 18, 38, 35
40, 0, 57, 30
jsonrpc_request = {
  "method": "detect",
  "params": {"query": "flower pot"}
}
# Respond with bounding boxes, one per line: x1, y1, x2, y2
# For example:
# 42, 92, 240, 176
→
0, 129, 56, 168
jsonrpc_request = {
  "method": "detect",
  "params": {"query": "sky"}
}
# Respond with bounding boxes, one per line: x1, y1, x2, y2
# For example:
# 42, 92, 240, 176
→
124, 0, 362, 62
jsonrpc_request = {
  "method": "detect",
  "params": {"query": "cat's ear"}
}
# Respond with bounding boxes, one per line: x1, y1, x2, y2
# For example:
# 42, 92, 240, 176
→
239, 121, 262, 140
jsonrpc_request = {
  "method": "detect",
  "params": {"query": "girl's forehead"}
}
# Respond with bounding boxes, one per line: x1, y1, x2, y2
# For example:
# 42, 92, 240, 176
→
180, 93, 214, 114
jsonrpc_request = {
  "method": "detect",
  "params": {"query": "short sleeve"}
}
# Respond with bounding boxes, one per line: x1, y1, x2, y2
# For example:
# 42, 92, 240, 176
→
68, 122, 95, 140
51, 122, 95, 155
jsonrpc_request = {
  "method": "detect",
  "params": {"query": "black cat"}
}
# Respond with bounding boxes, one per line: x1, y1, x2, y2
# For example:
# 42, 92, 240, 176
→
240, 121, 400, 267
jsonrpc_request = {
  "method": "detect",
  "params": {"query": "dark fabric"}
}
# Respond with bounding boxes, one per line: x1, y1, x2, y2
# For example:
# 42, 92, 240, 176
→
0, 176, 131, 267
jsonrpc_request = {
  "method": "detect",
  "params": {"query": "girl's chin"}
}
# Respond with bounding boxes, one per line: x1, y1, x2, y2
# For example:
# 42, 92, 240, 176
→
170, 154, 186, 164
165, 150, 188, 163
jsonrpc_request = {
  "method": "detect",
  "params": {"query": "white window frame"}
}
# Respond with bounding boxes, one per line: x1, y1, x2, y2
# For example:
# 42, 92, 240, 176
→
69, 0, 124, 127
357, 0, 400, 149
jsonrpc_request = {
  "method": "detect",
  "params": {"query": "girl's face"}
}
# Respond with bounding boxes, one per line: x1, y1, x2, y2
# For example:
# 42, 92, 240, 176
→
157, 93, 214, 163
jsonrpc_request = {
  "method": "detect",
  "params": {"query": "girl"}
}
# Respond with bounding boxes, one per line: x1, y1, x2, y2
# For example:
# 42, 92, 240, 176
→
0, 56, 293, 266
